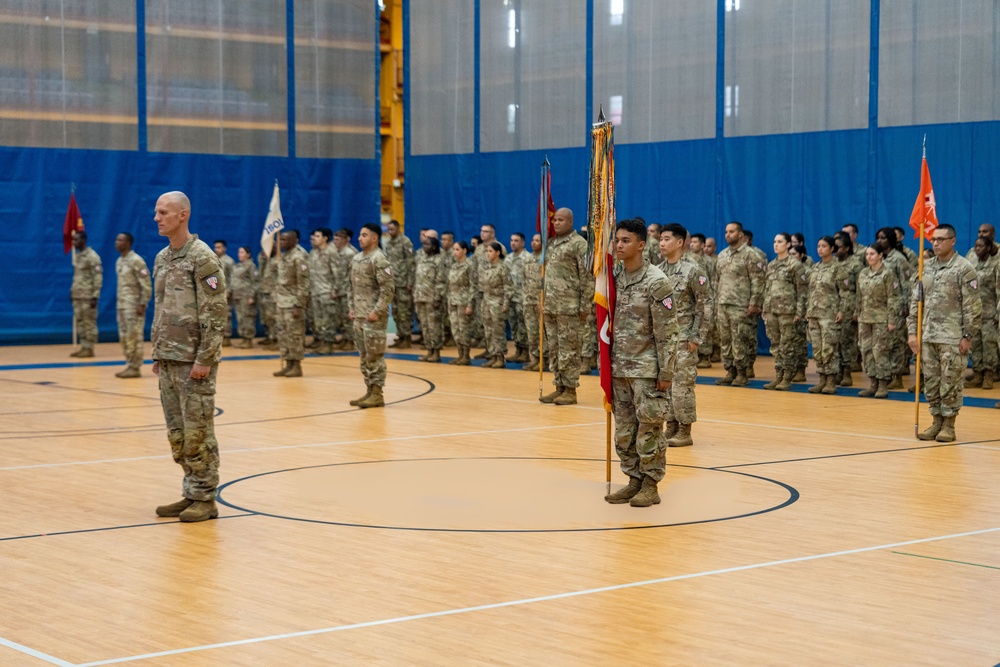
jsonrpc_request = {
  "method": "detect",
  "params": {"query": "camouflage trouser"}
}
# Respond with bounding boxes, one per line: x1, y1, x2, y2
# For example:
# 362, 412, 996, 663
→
277, 307, 306, 361
543, 312, 582, 388
792, 319, 809, 371
116, 308, 144, 370
699, 299, 715, 357
470, 293, 484, 342
922, 341, 965, 417
612, 377, 667, 482
353, 318, 387, 387
392, 287, 414, 337
234, 297, 257, 340
808, 318, 841, 375
718, 304, 755, 370
581, 307, 598, 359
225, 301, 234, 339
482, 298, 508, 357
764, 313, 796, 373
310, 295, 337, 344
859, 321, 896, 380
334, 295, 352, 342
665, 342, 698, 424
524, 301, 542, 361
448, 304, 473, 347
73, 299, 98, 349
415, 301, 444, 350
157, 360, 220, 501
890, 327, 909, 376
970, 318, 998, 372
508, 300, 527, 348
749, 313, 760, 365
840, 319, 859, 373
259, 292, 277, 340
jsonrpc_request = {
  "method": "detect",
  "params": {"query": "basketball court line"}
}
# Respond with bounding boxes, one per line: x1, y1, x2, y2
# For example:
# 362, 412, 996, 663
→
6, 524, 988, 667
891, 551, 1000, 571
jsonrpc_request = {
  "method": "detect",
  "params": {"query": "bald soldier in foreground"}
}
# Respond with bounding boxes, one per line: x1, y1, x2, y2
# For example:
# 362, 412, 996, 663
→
151, 191, 228, 523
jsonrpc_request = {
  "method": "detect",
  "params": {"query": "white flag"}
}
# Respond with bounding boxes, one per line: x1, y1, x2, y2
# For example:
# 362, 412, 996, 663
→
260, 183, 284, 256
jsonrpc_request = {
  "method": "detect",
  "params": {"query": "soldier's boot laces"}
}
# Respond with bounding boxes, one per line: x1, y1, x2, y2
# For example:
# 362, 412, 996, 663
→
808, 374, 826, 394
917, 415, 943, 441
731, 368, 749, 387
716, 368, 736, 386
396, 335, 412, 350
935, 415, 957, 442
874, 378, 890, 399
179, 500, 218, 523
349, 387, 372, 406
858, 377, 878, 398
763, 374, 781, 390
745, 365, 755, 379
604, 476, 642, 504
118, 367, 141, 379
629, 476, 661, 507
284, 360, 303, 377
426, 349, 441, 363
664, 420, 679, 440
456, 346, 472, 366
792, 368, 807, 382
668, 422, 694, 448
839, 370, 853, 387
273, 361, 290, 377
540, 386, 565, 404
982, 370, 995, 390
357, 385, 385, 409
156, 498, 194, 517
964, 371, 983, 388
821, 373, 839, 394
774, 370, 793, 391
553, 387, 578, 405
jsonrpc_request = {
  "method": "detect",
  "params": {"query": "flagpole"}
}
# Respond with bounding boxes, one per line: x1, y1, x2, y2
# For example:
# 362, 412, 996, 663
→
70, 183, 78, 348
914, 137, 927, 436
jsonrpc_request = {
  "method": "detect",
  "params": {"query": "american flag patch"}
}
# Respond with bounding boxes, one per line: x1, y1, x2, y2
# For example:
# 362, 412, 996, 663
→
205, 276, 218, 290
698, 275, 707, 285
662, 296, 673, 310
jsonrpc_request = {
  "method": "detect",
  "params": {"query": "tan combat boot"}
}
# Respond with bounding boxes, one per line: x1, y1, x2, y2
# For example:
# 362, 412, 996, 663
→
455, 346, 472, 366
315, 342, 333, 355
963, 370, 983, 388
235, 338, 252, 349
763, 373, 781, 390
745, 365, 755, 379
350, 387, 372, 406
821, 373, 838, 394
917, 415, 943, 440
357, 385, 385, 409
696, 355, 712, 369
715, 367, 736, 386
509, 347, 528, 363
982, 370, 994, 390
273, 361, 291, 377
774, 370, 793, 391
76, 348, 95, 358
523, 358, 539, 371
874, 379, 889, 399
482, 355, 498, 368
604, 476, 642, 504
629, 476, 661, 507
448, 349, 461, 365
396, 335, 412, 350
731, 368, 749, 387
839, 370, 853, 387
540, 386, 565, 404
935, 415, 956, 442
473, 348, 490, 360
284, 360, 303, 377
553, 387, 578, 405
179, 500, 218, 523
117, 367, 141, 379
808, 374, 826, 394
887, 374, 903, 390
419, 349, 433, 361
858, 376, 878, 397
664, 420, 679, 439
426, 349, 441, 363
792, 367, 807, 382
222, 338, 232, 347
668, 423, 693, 447
492, 355, 506, 369
156, 498, 194, 517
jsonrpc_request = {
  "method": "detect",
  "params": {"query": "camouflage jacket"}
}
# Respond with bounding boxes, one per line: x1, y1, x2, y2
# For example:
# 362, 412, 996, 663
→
332, 245, 355, 298
231, 258, 259, 302
447, 260, 475, 309
658, 255, 712, 345
258, 250, 278, 295
348, 249, 395, 319
763, 255, 808, 318
71, 246, 103, 299
907, 252, 982, 344
806, 259, 851, 320
505, 250, 528, 304
219, 253, 235, 297
309, 245, 339, 299
151, 234, 227, 366
522, 252, 544, 306
645, 240, 662, 267
480, 259, 513, 312
884, 250, 913, 308
715, 243, 764, 308
275, 245, 310, 309
856, 264, 903, 324
542, 232, 589, 315
612, 262, 678, 382
471, 241, 507, 291
382, 233, 415, 289
836, 256, 860, 317
115, 250, 151, 310
414, 250, 447, 304
973, 254, 999, 324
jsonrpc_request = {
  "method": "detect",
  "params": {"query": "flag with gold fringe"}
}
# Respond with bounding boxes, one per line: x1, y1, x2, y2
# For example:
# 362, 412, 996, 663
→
588, 114, 616, 414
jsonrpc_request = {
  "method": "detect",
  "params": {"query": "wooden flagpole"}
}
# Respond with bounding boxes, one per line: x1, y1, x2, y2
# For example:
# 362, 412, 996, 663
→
913, 137, 927, 436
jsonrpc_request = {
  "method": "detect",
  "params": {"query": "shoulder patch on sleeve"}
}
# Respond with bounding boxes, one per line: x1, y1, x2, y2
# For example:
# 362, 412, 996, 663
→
195, 257, 220, 281
970, 278, 978, 290
651, 280, 672, 302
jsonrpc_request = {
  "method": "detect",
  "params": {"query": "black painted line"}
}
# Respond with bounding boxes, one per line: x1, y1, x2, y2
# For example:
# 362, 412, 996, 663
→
714, 438, 1000, 470
0, 513, 255, 543
891, 551, 1000, 572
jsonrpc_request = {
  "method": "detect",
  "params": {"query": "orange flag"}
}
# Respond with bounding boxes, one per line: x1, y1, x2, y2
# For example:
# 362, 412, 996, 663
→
908, 157, 938, 239
62, 192, 85, 254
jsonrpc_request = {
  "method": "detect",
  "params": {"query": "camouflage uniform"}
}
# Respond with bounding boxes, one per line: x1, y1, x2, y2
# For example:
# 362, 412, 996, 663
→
480, 259, 513, 358
611, 262, 678, 483
275, 245, 310, 362
505, 249, 528, 351
470, 242, 506, 343
447, 259, 475, 347
413, 249, 448, 350
349, 249, 395, 388
115, 250, 151, 371
806, 259, 851, 377
856, 264, 903, 381
231, 258, 259, 340
658, 255, 711, 424
308, 245, 339, 345
333, 245, 356, 343
151, 234, 227, 501
885, 250, 914, 377
715, 243, 764, 373
258, 250, 279, 342
908, 253, 982, 417
440, 246, 456, 342
836, 255, 861, 376
542, 232, 589, 389
746, 245, 768, 368
522, 251, 545, 363
71, 246, 103, 351
383, 233, 415, 338
696, 252, 719, 360
219, 253, 235, 339
970, 253, 998, 373
763, 255, 808, 375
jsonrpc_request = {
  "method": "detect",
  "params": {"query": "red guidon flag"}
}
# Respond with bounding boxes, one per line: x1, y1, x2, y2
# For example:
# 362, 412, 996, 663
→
909, 157, 938, 239
595, 247, 616, 412
62, 192, 84, 254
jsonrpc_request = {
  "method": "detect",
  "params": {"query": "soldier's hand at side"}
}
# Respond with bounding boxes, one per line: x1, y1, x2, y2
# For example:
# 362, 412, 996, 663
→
959, 337, 972, 355
747, 305, 761, 316
686, 341, 699, 354
292, 307, 302, 318
366, 311, 379, 322
656, 379, 672, 392
887, 322, 896, 332
579, 310, 588, 322
249, 297, 255, 306
135, 304, 146, 317
835, 312, 843, 323
349, 309, 355, 320
465, 306, 472, 316
907, 335, 919, 355
90, 298, 98, 308
152, 361, 159, 376
190, 363, 210, 380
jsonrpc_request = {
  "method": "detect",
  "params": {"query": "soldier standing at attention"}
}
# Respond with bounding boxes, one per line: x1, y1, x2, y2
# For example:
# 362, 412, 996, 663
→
273, 230, 310, 378
909, 224, 982, 442
114, 232, 151, 377
806, 236, 851, 395
231, 246, 259, 349
307, 228, 339, 355
413, 234, 447, 362
741, 229, 768, 378
689, 233, 717, 369
383, 219, 415, 349
964, 236, 998, 389
447, 241, 475, 366
762, 232, 807, 391
331, 228, 356, 350
480, 241, 514, 368
151, 191, 227, 523
856, 243, 903, 398
834, 231, 860, 386
714, 221, 763, 387
348, 223, 396, 408
644, 220, 661, 266
521, 233, 545, 372
213, 240, 235, 347
604, 218, 678, 507
506, 232, 530, 363
657, 223, 711, 447
258, 244, 279, 349
541, 208, 590, 405
70, 230, 102, 358
471, 223, 505, 358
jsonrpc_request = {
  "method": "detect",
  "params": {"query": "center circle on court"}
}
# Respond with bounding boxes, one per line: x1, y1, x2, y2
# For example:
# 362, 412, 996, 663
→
218, 457, 798, 532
